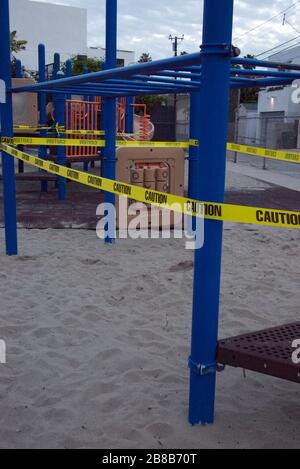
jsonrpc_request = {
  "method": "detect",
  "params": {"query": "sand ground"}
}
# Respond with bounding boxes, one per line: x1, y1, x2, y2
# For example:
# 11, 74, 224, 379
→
0, 171, 299, 449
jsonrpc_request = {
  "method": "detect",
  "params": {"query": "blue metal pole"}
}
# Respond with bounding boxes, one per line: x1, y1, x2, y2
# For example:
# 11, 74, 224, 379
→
15, 59, 22, 78
188, 0, 234, 425
102, 0, 117, 244
52, 56, 65, 198
55, 71, 66, 201
83, 67, 90, 172
65, 59, 72, 101
38, 44, 48, 193
53, 53, 60, 80
125, 96, 134, 134
0, 0, 18, 255
66, 59, 72, 78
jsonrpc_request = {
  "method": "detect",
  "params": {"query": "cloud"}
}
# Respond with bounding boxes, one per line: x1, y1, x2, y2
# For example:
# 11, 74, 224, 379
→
31, 0, 300, 61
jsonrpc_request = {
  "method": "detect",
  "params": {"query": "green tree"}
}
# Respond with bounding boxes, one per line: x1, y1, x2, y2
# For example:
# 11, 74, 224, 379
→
66, 55, 104, 76
136, 52, 161, 110
10, 31, 27, 77
240, 54, 258, 102
242, 53, 256, 70
135, 95, 166, 112
10, 31, 27, 54
138, 53, 152, 63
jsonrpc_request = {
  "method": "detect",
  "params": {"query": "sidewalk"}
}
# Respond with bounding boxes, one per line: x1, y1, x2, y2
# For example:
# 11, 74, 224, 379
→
227, 161, 300, 193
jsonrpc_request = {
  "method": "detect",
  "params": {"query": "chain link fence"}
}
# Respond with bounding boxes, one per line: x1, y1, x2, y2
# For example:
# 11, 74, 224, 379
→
235, 113, 300, 150
232, 113, 300, 174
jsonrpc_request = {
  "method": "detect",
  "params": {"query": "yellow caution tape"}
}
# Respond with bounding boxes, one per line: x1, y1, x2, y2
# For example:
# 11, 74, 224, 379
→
189, 139, 199, 147
13, 125, 105, 135
1, 136, 105, 147
63, 129, 105, 136
116, 140, 190, 148
9, 133, 300, 161
227, 142, 300, 164
13, 125, 61, 131
1, 143, 299, 229
2, 136, 193, 149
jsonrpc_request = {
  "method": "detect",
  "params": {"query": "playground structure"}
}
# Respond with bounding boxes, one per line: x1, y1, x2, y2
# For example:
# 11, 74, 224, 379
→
0, 0, 299, 426
12, 80, 153, 157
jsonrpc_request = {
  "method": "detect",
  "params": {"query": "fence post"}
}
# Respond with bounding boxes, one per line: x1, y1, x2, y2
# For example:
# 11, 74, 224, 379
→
234, 89, 240, 163
0, 0, 18, 255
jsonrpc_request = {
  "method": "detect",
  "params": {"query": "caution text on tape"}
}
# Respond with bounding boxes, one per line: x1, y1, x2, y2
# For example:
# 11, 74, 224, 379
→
1, 136, 105, 147
1, 143, 300, 229
227, 142, 300, 164
1, 136, 193, 149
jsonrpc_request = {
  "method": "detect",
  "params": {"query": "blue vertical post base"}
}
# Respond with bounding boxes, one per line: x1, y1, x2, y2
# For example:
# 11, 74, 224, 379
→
1, 154, 18, 256
189, 373, 216, 425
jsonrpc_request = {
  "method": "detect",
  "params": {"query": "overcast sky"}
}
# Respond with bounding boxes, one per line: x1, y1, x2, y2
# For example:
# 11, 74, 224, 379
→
32, 0, 300, 61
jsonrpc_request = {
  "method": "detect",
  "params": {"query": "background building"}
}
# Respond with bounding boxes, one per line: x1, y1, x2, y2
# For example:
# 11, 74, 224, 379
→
88, 47, 135, 67
10, 0, 135, 72
236, 45, 300, 149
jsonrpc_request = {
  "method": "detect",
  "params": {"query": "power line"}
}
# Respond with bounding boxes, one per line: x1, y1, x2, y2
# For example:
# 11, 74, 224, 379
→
282, 13, 300, 33
234, 0, 300, 42
256, 34, 300, 58
264, 40, 300, 60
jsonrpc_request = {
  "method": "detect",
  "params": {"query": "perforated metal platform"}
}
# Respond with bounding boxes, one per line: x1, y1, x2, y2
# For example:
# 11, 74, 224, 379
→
217, 322, 300, 383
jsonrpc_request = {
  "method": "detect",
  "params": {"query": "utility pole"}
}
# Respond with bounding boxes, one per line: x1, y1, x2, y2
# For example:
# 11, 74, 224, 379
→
168, 35, 184, 140
168, 34, 184, 57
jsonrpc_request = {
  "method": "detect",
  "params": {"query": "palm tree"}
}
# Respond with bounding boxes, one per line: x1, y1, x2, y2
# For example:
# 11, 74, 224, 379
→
138, 53, 152, 63
10, 31, 27, 54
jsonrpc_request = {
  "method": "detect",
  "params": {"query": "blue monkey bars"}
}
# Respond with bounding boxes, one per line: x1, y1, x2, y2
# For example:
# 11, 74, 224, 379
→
1, 0, 299, 424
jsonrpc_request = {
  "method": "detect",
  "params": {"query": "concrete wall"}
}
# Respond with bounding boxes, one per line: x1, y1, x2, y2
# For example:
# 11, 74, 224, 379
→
258, 86, 300, 116
10, 0, 87, 71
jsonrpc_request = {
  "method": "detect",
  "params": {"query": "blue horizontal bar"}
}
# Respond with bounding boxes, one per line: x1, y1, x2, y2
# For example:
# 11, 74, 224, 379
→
231, 68, 300, 79
107, 78, 199, 89
232, 57, 300, 71
57, 82, 195, 93
152, 70, 201, 80
231, 77, 296, 88
13, 52, 202, 93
